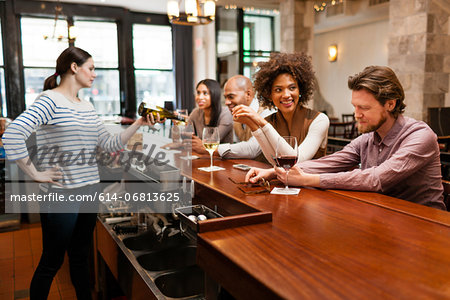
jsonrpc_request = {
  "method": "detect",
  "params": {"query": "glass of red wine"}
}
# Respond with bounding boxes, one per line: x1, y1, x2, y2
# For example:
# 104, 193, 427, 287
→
275, 136, 298, 194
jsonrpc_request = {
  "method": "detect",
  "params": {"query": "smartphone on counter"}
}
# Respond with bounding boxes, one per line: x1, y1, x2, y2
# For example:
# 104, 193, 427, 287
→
233, 164, 251, 171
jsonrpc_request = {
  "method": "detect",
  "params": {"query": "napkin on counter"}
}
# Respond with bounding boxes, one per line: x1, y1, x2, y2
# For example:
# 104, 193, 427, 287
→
270, 187, 301, 195
198, 166, 225, 172
179, 155, 199, 160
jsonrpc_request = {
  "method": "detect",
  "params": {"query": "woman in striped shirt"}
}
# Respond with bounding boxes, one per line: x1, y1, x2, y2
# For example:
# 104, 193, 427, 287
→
2, 47, 155, 299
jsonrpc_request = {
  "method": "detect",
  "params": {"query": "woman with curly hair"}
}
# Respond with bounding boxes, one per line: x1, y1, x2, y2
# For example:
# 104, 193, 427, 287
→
232, 52, 329, 164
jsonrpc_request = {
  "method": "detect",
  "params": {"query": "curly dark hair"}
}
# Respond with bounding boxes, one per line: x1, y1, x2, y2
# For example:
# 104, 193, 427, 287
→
348, 66, 406, 118
253, 52, 315, 110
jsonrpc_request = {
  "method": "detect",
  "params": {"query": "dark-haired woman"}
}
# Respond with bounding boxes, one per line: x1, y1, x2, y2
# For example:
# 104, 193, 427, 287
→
232, 52, 329, 165
2, 47, 155, 299
188, 79, 233, 153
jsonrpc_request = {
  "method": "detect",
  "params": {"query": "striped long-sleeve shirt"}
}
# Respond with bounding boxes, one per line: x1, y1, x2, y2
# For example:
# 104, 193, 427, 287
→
2, 90, 124, 189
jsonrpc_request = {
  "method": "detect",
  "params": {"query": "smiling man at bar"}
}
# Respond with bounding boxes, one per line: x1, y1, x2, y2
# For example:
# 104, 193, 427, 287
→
191, 75, 274, 156
247, 66, 446, 210
218, 75, 275, 157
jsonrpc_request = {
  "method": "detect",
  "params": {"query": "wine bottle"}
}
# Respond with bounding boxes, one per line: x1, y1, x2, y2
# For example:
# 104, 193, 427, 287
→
138, 102, 186, 121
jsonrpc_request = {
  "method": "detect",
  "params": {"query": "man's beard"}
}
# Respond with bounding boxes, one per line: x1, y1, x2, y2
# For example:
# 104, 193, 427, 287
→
357, 113, 387, 134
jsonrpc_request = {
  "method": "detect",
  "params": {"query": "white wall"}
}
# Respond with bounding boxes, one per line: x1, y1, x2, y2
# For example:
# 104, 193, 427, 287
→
193, 23, 216, 87
274, 14, 280, 51
313, 19, 389, 119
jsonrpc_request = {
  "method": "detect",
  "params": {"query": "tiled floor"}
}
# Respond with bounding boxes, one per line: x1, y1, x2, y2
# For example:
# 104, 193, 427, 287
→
0, 222, 77, 300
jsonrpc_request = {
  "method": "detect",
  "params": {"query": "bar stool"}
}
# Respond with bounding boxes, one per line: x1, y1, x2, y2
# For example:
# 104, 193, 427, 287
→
443, 180, 450, 211
437, 136, 450, 152
341, 113, 354, 123
329, 121, 356, 139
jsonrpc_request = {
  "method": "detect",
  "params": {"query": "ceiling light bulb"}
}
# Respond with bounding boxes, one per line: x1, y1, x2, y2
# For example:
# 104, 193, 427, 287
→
204, 0, 215, 18
68, 25, 78, 40
167, 0, 179, 17
185, 0, 198, 16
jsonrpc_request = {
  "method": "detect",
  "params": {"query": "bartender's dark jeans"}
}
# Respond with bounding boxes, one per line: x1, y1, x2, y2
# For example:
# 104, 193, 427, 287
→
30, 184, 99, 300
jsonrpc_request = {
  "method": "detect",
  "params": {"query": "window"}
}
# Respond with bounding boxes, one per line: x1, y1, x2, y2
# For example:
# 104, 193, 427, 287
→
21, 18, 120, 115
21, 17, 68, 108
215, 8, 279, 82
15, 7, 176, 119
216, 7, 240, 85
0, 20, 6, 116
133, 24, 174, 111
243, 14, 275, 79
75, 21, 120, 115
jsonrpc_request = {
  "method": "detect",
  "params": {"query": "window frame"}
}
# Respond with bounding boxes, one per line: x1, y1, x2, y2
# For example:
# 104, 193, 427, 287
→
73, 18, 121, 115
215, 8, 277, 79
132, 22, 175, 112
0, 5, 6, 117
242, 13, 276, 79
3, 0, 174, 119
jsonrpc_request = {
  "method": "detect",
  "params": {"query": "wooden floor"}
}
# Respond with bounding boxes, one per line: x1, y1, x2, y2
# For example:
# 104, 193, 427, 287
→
0, 222, 77, 300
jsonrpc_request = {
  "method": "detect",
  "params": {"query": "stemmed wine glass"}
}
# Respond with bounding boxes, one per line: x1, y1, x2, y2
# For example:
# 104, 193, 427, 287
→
275, 136, 299, 194
176, 109, 189, 122
202, 127, 220, 172
181, 123, 194, 159
171, 123, 181, 144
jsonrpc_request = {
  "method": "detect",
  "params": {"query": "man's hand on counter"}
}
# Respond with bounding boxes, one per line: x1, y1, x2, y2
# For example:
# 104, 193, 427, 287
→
191, 135, 206, 155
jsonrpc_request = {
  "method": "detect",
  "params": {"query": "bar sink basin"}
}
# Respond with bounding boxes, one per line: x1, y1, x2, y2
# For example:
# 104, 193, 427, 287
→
122, 230, 189, 251
137, 245, 196, 272
154, 265, 205, 298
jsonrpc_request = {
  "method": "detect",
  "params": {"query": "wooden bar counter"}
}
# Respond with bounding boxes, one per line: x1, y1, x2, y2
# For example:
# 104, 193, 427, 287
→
185, 156, 450, 299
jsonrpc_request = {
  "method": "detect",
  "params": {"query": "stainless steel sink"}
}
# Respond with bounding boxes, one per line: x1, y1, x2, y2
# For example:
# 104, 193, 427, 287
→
154, 265, 205, 299
122, 230, 190, 251
137, 245, 196, 272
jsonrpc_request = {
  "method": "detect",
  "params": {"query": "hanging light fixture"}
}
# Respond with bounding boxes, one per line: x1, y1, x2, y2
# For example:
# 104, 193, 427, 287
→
167, 0, 216, 26
43, 2, 77, 43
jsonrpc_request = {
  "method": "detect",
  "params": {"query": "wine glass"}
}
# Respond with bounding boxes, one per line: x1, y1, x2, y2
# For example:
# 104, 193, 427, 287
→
176, 109, 189, 122
275, 136, 299, 194
171, 123, 181, 144
202, 127, 220, 172
181, 123, 195, 159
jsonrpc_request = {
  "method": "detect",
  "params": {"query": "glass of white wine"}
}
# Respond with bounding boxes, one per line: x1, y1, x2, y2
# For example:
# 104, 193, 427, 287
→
202, 127, 220, 172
